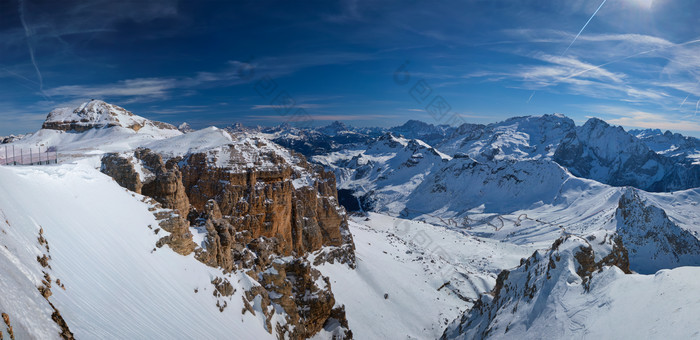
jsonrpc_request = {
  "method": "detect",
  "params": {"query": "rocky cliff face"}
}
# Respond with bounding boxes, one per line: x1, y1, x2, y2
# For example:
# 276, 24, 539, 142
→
630, 128, 700, 162
554, 118, 700, 192
101, 137, 355, 339
442, 233, 630, 339
615, 188, 700, 274
101, 150, 195, 256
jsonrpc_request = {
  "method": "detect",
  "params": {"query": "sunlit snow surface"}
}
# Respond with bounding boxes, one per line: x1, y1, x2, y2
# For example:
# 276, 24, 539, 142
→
1, 116, 700, 339
0, 162, 274, 339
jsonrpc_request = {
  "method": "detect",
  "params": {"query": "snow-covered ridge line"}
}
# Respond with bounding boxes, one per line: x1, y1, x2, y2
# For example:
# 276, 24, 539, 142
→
43, 100, 178, 133
442, 231, 700, 340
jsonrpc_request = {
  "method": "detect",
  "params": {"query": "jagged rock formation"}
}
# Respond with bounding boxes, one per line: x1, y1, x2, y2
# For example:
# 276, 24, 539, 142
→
442, 233, 630, 339
389, 119, 456, 146
438, 114, 576, 161
177, 122, 194, 133
100, 136, 355, 339
241, 256, 352, 339
42, 100, 179, 133
554, 118, 700, 192
630, 128, 700, 163
615, 188, 700, 274
102, 150, 195, 255
100, 154, 143, 193
0, 135, 25, 144
180, 151, 350, 257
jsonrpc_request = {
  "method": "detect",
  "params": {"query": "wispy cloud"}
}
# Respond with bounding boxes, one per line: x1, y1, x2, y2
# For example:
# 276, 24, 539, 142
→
587, 105, 700, 132
40, 51, 375, 104
251, 103, 328, 110
45, 78, 178, 103
245, 114, 399, 121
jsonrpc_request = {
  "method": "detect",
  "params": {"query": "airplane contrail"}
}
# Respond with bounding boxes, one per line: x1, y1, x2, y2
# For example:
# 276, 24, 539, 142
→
562, 0, 608, 56
526, 91, 535, 103
558, 38, 700, 83
18, 0, 51, 101
679, 77, 700, 108
680, 95, 689, 107
528, 0, 607, 103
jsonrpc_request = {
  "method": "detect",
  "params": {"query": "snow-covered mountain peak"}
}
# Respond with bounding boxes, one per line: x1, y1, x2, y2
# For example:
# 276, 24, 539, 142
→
317, 121, 351, 136
552, 117, 695, 191
629, 128, 663, 139
574, 118, 664, 158
443, 233, 631, 339
177, 122, 194, 133
615, 188, 700, 274
630, 127, 700, 163
367, 132, 450, 160
439, 113, 575, 162
42, 100, 178, 133
389, 120, 455, 145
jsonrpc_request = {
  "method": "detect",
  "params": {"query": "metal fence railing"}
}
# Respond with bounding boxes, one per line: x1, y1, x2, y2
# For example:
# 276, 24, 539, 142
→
0, 145, 58, 166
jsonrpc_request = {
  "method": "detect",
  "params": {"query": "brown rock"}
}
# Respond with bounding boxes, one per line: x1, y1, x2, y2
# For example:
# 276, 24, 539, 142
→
180, 148, 352, 258
101, 153, 143, 193
100, 138, 356, 339
154, 208, 196, 256
136, 150, 191, 218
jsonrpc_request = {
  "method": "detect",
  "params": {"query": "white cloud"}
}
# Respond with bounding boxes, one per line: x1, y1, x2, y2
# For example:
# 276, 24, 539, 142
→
251, 104, 328, 110
588, 105, 700, 132
245, 114, 399, 121
45, 78, 177, 102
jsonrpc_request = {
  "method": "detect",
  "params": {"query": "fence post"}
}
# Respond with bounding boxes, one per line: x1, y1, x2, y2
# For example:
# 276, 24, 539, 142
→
12, 145, 16, 165
3, 145, 6, 166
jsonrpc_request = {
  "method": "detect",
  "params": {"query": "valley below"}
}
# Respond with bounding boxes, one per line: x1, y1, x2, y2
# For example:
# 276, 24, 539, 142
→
1, 101, 700, 339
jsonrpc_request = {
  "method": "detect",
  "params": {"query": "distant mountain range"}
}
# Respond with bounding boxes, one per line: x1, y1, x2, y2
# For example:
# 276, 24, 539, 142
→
2, 100, 700, 339
257, 114, 700, 193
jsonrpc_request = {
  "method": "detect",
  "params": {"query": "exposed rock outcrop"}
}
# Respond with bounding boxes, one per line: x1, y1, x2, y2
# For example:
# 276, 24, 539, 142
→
554, 118, 700, 192
242, 257, 352, 339
180, 149, 352, 257
615, 188, 700, 274
101, 154, 142, 193
442, 233, 630, 339
100, 135, 355, 339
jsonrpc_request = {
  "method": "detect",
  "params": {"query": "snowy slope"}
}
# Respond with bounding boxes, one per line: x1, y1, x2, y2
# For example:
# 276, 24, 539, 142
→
389, 120, 456, 146
442, 234, 700, 340
314, 213, 532, 340
616, 189, 700, 274
2, 100, 182, 164
0, 162, 275, 339
437, 114, 575, 161
313, 133, 451, 214
145, 127, 320, 181
555, 118, 700, 192
43, 100, 179, 133
630, 128, 700, 165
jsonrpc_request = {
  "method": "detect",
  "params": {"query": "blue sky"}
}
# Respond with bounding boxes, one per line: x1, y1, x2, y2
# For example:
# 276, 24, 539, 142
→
2, 0, 700, 137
